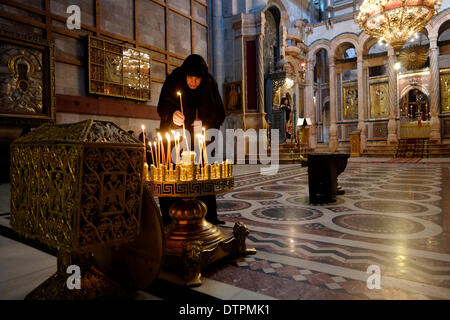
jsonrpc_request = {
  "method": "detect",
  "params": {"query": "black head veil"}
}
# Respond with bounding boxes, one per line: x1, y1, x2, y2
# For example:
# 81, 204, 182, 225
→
181, 54, 208, 78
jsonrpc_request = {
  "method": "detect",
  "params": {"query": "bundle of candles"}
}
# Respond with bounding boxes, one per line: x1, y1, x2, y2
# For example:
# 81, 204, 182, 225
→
140, 125, 233, 182
141, 91, 232, 183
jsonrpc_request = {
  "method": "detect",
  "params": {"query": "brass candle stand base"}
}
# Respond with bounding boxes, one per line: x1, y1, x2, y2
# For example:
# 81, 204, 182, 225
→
164, 198, 256, 287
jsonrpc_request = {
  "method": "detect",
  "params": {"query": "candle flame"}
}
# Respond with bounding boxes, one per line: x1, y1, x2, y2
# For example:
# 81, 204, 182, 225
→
157, 132, 162, 140
166, 132, 170, 140
177, 91, 181, 96
141, 125, 145, 131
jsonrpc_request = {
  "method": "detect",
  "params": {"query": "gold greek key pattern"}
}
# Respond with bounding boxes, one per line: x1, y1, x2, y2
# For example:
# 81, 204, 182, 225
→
148, 178, 234, 197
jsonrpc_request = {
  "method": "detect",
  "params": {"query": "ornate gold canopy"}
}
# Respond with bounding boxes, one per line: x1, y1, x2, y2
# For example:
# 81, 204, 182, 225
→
356, 0, 441, 50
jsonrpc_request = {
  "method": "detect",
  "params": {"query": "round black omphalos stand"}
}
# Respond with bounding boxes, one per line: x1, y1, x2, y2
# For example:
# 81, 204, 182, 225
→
307, 152, 350, 204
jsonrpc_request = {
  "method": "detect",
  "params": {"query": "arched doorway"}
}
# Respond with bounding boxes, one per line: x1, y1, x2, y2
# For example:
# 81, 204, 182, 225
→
399, 88, 431, 139
400, 88, 430, 122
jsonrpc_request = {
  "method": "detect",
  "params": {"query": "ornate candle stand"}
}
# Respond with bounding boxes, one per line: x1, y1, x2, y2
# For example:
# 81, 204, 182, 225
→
147, 158, 256, 287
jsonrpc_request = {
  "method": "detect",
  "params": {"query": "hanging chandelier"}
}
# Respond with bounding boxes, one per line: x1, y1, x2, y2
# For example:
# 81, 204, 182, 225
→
356, 0, 442, 50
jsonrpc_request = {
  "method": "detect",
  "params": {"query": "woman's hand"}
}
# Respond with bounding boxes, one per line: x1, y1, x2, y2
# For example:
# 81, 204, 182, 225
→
173, 111, 185, 126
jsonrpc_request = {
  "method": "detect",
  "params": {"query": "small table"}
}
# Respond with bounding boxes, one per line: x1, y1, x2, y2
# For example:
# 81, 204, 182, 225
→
147, 177, 256, 286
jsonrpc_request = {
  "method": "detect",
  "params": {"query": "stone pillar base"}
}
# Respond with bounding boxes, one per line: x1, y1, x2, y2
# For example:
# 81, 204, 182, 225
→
328, 137, 338, 152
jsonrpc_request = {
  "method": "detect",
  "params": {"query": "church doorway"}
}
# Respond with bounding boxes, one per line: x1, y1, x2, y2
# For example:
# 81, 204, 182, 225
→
399, 88, 430, 122
399, 88, 430, 139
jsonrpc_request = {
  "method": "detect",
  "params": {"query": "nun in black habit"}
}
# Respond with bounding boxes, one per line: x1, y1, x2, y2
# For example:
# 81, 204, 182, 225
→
156, 54, 226, 226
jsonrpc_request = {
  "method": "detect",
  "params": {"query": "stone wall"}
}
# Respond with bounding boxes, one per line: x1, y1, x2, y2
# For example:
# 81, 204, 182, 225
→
0, 0, 209, 137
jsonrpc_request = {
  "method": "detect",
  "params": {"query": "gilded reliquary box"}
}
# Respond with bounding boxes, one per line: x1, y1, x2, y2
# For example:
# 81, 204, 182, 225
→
10, 120, 144, 253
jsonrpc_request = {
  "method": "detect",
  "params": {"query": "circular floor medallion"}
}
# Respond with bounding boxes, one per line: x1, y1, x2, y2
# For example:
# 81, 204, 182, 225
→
354, 200, 428, 214
389, 179, 435, 185
332, 214, 425, 234
378, 184, 432, 192
280, 179, 308, 185
261, 185, 304, 192
286, 196, 345, 206
252, 206, 322, 221
232, 191, 283, 200
216, 200, 252, 212
368, 191, 430, 201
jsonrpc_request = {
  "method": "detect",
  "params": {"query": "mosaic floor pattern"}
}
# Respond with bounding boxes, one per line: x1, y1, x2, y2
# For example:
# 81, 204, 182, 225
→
1, 162, 450, 300
202, 162, 450, 300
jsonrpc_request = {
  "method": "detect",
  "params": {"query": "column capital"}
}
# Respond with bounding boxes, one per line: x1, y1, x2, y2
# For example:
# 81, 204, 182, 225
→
387, 46, 396, 57
328, 55, 335, 68
429, 33, 439, 49
356, 48, 364, 60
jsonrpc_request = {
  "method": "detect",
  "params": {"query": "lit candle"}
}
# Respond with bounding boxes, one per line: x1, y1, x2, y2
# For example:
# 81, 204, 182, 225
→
166, 132, 171, 166
171, 130, 177, 165
141, 125, 146, 145
202, 127, 208, 165
177, 91, 189, 151
158, 132, 165, 166
141, 124, 146, 163
197, 134, 203, 167
154, 141, 158, 168
176, 132, 181, 164
148, 141, 155, 166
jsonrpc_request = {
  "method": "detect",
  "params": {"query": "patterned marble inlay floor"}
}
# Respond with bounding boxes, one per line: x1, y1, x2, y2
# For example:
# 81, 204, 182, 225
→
205, 163, 450, 300
1, 163, 450, 300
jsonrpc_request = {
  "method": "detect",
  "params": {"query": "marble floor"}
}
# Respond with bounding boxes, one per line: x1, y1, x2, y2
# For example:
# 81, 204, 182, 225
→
1, 158, 450, 300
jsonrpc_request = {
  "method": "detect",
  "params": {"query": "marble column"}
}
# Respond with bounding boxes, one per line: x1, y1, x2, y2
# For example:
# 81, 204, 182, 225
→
328, 55, 338, 152
257, 33, 266, 128
429, 34, 441, 143
387, 46, 398, 144
212, 0, 224, 96
305, 59, 316, 148
357, 50, 367, 152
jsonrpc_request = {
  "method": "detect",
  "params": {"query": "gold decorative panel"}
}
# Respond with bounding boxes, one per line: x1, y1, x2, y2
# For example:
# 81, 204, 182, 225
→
88, 35, 152, 101
343, 85, 358, 120
369, 82, 389, 119
440, 72, 450, 114
10, 120, 144, 253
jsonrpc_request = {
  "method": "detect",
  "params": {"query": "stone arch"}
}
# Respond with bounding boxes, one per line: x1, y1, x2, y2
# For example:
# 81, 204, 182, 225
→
262, 0, 289, 25
426, 9, 450, 36
331, 34, 360, 59
359, 32, 381, 56
307, 40, 331, 60
400, 84, 430, 99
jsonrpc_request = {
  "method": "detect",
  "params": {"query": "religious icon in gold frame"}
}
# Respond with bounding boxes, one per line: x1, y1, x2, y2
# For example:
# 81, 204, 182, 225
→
440, 71, 450, 114
342, 84, 358, 120
0, 30, 55, 127
223, 81, 243, 113
369, 81, 389, 119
